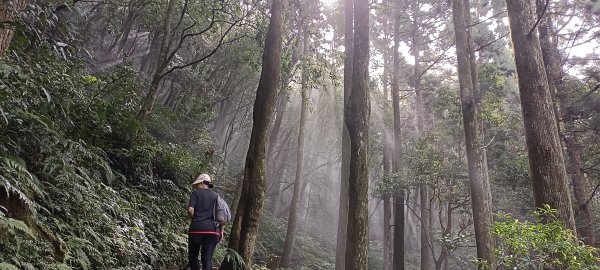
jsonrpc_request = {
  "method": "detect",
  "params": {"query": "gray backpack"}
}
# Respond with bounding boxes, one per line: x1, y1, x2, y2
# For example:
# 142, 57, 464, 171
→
214, 195, 231, 223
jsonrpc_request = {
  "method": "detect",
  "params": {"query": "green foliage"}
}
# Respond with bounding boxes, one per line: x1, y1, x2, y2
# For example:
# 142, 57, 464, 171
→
252, 212, 335, 270
492, 205, 600, 270
0, 49, 214, 269
0, 216, 35, 239
403, 132, 468, 188
218, 248, 247, 270
0, 263, 19, 270
373, 130, 468, 198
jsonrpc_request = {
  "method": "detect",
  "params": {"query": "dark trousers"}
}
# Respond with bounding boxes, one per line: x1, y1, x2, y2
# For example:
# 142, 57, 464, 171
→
188, 234, 219, 270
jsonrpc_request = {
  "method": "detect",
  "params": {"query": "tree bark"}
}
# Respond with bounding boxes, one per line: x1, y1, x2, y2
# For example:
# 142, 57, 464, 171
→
382, 46, 393, 270
383, 187, 393, 270
563, 134, 596, 246
411, 1, 433, 268
344, 0, 370, 267
137, 0, 176, 121
451, 0, 496, 267
271, 130, 294, 217
220, 0, 284, 268
265, 45, 300, 213
504, 0, 576, 232
279, 33, 310, 268
392, 0, 405, 268
435, 200, 452, 270
535, 0, 597, 247
266, 49, 298, 178
141, 28, 162, 76
0, 0, 28, 58
335, 0, 353, 267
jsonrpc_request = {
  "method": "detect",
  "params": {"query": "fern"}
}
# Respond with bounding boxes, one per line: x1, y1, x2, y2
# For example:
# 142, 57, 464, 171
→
0, 180, 36, 215
0, 155, 43, 208
2, 156, 32, 179
0, 263, 19, 270
222, 248, 246, 270
0, 216, 35, 238
48, 263, 72, 270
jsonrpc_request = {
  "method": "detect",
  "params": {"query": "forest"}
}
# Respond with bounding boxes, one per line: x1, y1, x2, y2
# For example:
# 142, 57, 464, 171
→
1, 0, 599, 269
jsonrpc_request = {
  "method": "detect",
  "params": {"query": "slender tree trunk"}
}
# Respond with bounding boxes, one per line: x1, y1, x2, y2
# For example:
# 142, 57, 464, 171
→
335, 0, 353, 267
265, 87, 289, 211
535, 0, 597, 247
563, 134, 596, 246
267, 45, 300, 161
268, 129, 293, 211
220, 0, 284, 268
265, 48, 300, 213
0, 0, 27, 58
383, 189, 393, 270
451, 0, 496, 267
411, 1, 433, 268
465, 0, 481, 99
279, 34, 310, 268
435, 200, 452, 270
110, 2, 139, 55
141, 28, 162, 75
137, 0, 176, 121
382, 49, 393, 270
505, 0, 576, 232
266, 63, 295, 177
392, 0, 405, 268
344, 0, 370, 267
232, 176, 244, 216
405, 190, 419, 253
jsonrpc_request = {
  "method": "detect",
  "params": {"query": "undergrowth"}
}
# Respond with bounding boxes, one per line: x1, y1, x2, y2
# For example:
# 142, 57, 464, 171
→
252, 212, 335, 270
0, 51, 212, 269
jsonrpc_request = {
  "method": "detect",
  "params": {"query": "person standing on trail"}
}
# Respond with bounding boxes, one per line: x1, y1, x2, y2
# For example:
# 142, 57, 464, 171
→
187, 174, 224, 270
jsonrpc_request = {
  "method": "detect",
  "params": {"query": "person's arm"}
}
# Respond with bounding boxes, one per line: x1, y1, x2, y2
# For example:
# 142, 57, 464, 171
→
188, 207, 194, 219
219, 225, 225, 242
188, 192, 196, 220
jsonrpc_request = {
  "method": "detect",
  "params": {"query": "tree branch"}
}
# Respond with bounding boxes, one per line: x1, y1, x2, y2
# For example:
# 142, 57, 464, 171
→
467, 10, 506, 28
583, 181, 600, 207
160, 18, 242, 79
165, 7, 219, 65
472, 32, 509, 52
528, 0, 549, 36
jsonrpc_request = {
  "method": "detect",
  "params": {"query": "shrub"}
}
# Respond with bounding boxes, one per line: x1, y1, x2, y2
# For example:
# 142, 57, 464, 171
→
491, 205, 600, 270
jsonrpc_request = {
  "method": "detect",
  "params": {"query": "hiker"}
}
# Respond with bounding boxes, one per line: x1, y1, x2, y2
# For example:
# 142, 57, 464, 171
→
187, 174, 224, 270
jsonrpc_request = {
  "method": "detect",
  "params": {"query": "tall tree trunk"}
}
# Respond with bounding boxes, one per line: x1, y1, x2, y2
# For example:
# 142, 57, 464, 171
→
563, 134, 596, 246
535, 0, 597, 247
266, 47, 300, 213
266, 51, 298, 174
451, 0, 496, 267
137, 0, 176, 121
381, 52, 393, 270
392, 0, 405, 268
335, 0, 353, 267
220, 0, 284, 268
411, 1, 433, 268
279, 34, 310, 268
0, 0, 27, 58
383, 176, 393, 270
465, 0, 481, 99
141, 28, 162, 75
504, 0, 576, 232
270, 130, 294, 217
435, 200, 452, 270
109, 1, 140, 55
344, 0, 370, 267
